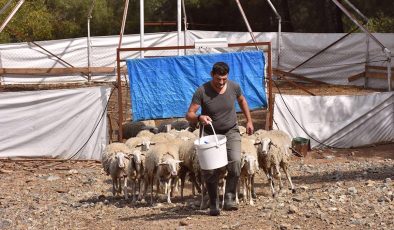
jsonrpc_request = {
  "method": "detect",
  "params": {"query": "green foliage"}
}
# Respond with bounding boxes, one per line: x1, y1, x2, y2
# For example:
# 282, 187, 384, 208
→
366, 12, 394, 33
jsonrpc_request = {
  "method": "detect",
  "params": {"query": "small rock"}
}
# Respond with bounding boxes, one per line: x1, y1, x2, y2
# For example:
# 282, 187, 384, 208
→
292, 196, 303, 202
67, 169, 78, 175
347, 187, 357, 195
377, 196, 391, 203
104, 199, 109, 205
353, 213, 362, 219
288, 205, 298, 214
280, 223, 291, 230
0, 219, 12, 228
366, 180, 375, 186
45, 175, 61, 181
325, 155, 335, 160
384, 178, 392, 184
179, 220, 188, 226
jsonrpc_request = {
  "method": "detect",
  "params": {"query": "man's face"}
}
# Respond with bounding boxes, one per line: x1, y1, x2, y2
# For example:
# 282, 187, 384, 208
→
211, 73, 228, 89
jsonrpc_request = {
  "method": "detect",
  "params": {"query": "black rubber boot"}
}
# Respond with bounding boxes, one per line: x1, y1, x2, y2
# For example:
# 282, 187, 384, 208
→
223, 176, 239, 211
206, 182, 220, 216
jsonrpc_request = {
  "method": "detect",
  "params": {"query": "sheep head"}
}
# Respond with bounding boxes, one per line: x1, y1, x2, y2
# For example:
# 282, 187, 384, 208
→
115, 152, 128, 169
157, 159, 182, 178
241, 155, 259, 175
257, 137, 272, 155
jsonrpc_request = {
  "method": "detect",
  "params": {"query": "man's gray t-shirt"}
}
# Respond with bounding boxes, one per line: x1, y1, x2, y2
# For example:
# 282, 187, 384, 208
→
191, 80, 242, 133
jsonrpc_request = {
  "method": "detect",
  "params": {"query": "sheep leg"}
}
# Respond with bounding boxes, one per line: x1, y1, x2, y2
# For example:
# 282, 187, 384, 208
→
251, 175, 256, 199
221, 179, 226, 208
282, 164, 296, 193
248, 175, 254, 206
167, 178, 172, 203
138, 179, 144, 201
180, 175, 185, 200
267, 172, 276, 198
131, 181, 136, 203
235, 179, 240, 205
112, 179, 116, 196
242, 178, 247, 202
117, 178, 123, 194
123, 177, 128, 200
151, 176, 155, 205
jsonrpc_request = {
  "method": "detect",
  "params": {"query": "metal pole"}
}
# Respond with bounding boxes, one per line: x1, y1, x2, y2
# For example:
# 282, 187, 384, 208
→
87, 0, 96, 82
385, 48, 392, 91
119, 0, 129, 49
332, 0, 392, 91
140, 0, 144, 58
343, 0, 368, 23
177, 0, 181, 56
364, 35, 370, 88
181, 0, 188, 55
234, 0, 259, 50
0, 0, 13, 16
266, 0, 282, 67
0, 0, 24, 33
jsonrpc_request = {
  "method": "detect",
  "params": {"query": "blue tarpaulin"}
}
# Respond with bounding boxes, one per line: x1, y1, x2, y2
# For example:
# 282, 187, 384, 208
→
126, 51, 266, 121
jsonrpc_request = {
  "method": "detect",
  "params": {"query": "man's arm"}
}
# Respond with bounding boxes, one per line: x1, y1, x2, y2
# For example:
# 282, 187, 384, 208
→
186, 103, 212, 125
237, 95, 254, 135
186, 103, 200, 123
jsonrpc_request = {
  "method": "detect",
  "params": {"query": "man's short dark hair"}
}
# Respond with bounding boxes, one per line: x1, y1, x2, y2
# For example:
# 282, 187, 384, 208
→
211, 62, 229, 76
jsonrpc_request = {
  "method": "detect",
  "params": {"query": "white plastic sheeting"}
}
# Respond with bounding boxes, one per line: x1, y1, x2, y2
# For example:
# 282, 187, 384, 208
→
0, 86, 111, 160
273, 92, 394, 148
0, 31, 393, 88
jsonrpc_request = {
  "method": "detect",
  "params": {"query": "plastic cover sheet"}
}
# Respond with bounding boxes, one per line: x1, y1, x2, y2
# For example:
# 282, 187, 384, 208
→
0, 86, 111, 160
126, 51, 266, 121
273, 92, 394, 148
1, 31, 393, 88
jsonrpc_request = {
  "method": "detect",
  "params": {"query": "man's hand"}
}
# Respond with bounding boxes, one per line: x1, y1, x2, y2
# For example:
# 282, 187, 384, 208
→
198, 115, 212, 125
246, 121, 254, 135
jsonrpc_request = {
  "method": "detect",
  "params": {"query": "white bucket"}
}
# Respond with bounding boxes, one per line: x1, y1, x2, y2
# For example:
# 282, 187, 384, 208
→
194, 123, 228, 170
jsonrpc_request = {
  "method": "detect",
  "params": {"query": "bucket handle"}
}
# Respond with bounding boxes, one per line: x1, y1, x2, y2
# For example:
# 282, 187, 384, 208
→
199, 122, 220, 147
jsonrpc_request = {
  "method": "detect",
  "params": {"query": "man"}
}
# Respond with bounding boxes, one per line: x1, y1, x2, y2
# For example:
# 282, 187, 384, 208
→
186, 61, 254, 216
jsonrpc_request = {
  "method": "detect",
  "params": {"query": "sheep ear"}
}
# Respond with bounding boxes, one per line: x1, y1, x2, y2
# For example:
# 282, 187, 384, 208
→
175, 160, 183, 164
151, 142, 156, 145
254, 141, 261, 145
136, 143, 142, 147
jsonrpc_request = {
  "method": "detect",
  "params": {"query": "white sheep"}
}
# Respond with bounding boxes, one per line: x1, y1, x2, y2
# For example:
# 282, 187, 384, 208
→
177, 138, 202, 200
136, 130, 156, 139
101, 142, 131, 199
238, 137, 259, 206
125, 136, 151, 152
127, 149, 146, 203
255, 130, 295, 197
169, 129, 196, 141
143, 143, 181, 204
150, 132, 176, 144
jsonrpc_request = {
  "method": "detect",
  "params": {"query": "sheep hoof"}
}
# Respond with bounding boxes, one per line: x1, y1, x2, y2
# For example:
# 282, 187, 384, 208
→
272, 193, 276, 198
291, 188, 296, 194
252, 192, 257, 199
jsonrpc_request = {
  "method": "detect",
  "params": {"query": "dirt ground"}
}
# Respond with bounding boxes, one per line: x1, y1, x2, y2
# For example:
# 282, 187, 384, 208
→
0, 143, 393, 230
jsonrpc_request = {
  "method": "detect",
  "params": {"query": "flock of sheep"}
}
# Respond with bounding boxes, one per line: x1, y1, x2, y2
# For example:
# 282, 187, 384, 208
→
102, 121, 296, 208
